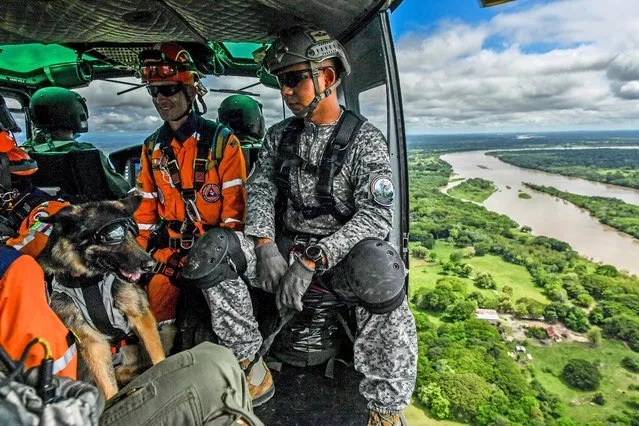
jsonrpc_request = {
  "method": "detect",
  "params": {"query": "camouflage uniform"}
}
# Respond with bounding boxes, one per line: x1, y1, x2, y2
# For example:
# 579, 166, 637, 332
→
245, 113, 417, 413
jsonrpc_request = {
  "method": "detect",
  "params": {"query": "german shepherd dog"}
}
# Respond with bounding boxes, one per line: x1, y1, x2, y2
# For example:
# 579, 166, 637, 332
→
38, 195, 165, 399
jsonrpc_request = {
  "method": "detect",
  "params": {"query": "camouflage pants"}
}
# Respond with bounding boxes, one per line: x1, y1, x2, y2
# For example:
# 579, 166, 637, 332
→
354, 298, 417, 413
201, 231, 262, 361
240, 233, 417, 413
203, 278, 262, 361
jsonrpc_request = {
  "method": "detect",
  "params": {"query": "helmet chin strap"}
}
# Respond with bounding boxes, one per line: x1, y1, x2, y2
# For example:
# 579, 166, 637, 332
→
296, 61, 342, 119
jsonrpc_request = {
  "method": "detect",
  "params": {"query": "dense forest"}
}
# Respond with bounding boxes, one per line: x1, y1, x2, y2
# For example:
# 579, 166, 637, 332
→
525, 183, 639, 239
491, 149, 639, 189
447, 178, 497, 203
407, 150, 639, 425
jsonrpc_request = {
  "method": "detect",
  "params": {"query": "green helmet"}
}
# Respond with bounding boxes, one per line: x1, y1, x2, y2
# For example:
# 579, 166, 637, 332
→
218, 95, 265, 141
29, 87, 89, 133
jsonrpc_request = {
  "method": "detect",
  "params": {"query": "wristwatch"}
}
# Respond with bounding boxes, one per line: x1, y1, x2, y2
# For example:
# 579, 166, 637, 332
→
303, 244, 325, 270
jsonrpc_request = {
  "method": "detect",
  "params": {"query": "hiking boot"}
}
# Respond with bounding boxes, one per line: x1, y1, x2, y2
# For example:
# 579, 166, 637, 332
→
240, 355, 274, 407
367, 410, 407, 426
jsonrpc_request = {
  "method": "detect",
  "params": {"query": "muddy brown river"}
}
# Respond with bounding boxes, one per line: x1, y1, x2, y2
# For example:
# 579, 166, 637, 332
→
440, 150, 639, 276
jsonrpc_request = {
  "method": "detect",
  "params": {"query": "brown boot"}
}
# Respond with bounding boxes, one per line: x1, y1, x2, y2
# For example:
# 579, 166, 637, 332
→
240, 355, 274, 407
367, 410, 407, 426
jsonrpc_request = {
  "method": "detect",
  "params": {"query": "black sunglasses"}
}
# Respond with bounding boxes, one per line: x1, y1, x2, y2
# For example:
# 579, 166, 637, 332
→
146, 84, 184, 98
276, 67, 332, 89
94, 217, 139, 246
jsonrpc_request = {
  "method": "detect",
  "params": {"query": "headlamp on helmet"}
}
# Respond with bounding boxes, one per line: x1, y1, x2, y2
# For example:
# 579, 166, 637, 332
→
138, 42, 201, 85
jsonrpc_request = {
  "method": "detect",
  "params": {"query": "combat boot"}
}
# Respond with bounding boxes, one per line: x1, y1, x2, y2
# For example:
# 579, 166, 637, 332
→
240, 355, 274, 407
367, 410, 407, 426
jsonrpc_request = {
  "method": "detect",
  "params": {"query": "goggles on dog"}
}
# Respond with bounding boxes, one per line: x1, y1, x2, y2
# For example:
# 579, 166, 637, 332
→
94, 217, 139, 246
146, 84, 184, 98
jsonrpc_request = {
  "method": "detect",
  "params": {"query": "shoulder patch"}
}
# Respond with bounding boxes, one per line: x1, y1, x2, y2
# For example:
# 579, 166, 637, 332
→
370, 175, 394, 207
230, 139, 239, 149
202, 183, 221, 203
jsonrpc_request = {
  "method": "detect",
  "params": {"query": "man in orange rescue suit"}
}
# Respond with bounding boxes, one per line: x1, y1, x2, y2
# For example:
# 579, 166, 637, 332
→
134, 42, 273, 406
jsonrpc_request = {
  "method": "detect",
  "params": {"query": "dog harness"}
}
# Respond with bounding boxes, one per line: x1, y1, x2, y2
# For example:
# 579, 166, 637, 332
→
274, 109, 366, 227
52, 273, 132, 344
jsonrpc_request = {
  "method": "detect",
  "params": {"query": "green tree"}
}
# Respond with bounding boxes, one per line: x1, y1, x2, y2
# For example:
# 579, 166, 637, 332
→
575, 293, 594, 308
561, 359, 601, 390
474, 272, 497, 290
444, 300, 477, 322
621, 356, 639, 373
587, 326, 602, 347
417, 383, 450, 420
411, 245, 428, 259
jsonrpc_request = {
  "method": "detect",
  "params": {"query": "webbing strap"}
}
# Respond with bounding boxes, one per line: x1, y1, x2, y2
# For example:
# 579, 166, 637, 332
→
0, 153, 10, 191
81, 284, 127, 342
274, 110, 366, 224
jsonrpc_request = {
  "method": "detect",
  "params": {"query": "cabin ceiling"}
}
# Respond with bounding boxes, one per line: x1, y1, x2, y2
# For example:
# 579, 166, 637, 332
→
0, 0, 396, 45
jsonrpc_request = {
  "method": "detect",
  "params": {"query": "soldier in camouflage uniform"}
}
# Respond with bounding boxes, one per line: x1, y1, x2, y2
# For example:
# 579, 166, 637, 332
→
244, 27, 417, 426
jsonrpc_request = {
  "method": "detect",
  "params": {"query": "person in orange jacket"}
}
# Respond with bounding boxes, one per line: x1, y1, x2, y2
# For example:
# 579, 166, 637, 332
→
0, 245, 77, 379
134, 42, 273, 406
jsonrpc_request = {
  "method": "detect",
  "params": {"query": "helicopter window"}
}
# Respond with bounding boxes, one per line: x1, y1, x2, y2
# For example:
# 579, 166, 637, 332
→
359, 84, 388, 140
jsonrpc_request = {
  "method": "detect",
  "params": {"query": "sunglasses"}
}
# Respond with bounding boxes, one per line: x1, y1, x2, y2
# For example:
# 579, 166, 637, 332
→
93, 217, 139, 246
275, 68, 332, 89
146, 84, 184, 98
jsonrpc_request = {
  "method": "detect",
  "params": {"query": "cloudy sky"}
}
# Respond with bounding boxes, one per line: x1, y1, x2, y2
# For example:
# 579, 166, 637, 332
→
73, 0, 639, 136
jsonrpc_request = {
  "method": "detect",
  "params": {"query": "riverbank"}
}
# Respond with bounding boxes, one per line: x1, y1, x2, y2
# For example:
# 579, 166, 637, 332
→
447, 178, 497, 203
525, 183, 639, 240
408, 150, 639, 425
440, 150, 639, 275
489, 148, 639, 190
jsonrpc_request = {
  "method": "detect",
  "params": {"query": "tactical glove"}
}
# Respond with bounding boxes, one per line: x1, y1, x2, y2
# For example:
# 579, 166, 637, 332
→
255, 241, 288, 293
276, 255, 315, 312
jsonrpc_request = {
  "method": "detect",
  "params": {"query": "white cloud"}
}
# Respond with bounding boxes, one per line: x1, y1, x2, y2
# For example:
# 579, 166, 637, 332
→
77, 0, 639, 134
394, 0, 639, 133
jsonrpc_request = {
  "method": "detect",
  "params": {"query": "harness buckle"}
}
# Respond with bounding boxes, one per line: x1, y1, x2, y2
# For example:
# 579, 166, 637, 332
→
180, 235, 195, 250
181, 189, 202, 223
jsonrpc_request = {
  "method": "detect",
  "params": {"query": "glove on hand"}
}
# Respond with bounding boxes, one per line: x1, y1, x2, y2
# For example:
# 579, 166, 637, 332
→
276, 255, 315, 312
255, 242, 288, 293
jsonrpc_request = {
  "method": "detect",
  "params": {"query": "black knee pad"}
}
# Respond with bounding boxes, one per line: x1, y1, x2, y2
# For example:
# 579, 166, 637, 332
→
327, 238, 406, 314
181, 227, 247, 289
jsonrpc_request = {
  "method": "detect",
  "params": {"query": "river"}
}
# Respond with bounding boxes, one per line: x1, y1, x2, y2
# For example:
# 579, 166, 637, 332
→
440, 150, 639, 276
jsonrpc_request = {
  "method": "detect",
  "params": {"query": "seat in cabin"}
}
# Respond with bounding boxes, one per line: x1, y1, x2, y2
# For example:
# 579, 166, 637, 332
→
30, 149, 116, 203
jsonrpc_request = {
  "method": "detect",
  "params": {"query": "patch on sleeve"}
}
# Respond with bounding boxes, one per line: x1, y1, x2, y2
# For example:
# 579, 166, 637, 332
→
370, 176, 394, 207
201, 184, 221, 203
230, 139, 239, 149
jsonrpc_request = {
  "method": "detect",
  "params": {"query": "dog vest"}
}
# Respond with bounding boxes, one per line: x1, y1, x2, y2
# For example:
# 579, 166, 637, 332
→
52, 273, 132, 344
274, 110, 366, 226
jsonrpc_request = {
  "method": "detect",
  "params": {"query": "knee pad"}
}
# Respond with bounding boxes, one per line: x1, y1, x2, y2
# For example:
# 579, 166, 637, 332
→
181, 228, 247, 289
328, 238, 406, 314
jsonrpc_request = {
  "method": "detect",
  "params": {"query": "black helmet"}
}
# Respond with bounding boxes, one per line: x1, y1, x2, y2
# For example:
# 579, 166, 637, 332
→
264, 27, 351, 76
218, 95, 265, 141
29, 87, 89, 133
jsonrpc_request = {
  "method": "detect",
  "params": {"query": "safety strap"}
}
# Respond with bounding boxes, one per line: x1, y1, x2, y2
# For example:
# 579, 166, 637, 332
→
152, 251, 188, 281
275, 110, 366, 224
0, 246, 22, 277
80, 283, 128, 343
144, 118, 232, 251
0, 153, 10, 191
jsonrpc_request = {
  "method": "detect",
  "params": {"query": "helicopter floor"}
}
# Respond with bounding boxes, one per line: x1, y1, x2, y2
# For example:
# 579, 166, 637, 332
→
254, 360, 369, 426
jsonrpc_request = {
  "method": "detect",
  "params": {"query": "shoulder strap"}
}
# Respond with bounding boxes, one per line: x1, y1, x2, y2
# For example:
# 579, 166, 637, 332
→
80, 277, 127, 342
302, 110, 366, 223
144, 129, 161, 161
0, 246, 22, 278
274, 118, 305, 226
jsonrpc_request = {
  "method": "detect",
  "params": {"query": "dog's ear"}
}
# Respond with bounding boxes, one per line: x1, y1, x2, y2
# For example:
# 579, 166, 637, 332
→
40, 205, 79, 233
119, 194, 143, 216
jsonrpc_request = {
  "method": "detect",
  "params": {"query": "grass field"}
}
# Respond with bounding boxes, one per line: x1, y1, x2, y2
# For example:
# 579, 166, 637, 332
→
527, 340, 639, 424
409, 241, 548, 304
406, 399, 465, 426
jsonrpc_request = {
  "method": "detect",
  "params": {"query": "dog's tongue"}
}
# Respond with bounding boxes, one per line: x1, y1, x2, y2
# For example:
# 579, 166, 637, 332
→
120, 270, 141, 282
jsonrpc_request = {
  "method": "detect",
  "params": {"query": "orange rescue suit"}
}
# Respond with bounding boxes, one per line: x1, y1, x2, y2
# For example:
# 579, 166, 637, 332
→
134, 116, 247, 321
0, 249, 77, 379
5, 200, 70, 258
